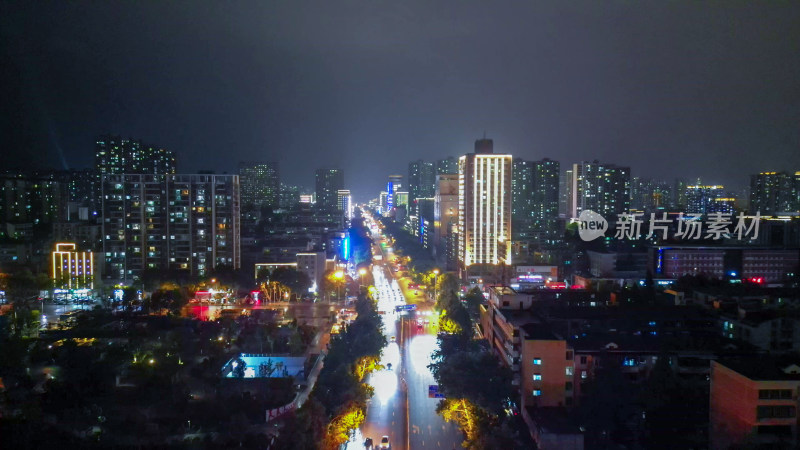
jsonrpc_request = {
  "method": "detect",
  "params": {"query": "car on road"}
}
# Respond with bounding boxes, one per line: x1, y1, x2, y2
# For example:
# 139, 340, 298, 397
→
390, 336, 396, 343
380, 436, 390, 449
364, 437, 373, 448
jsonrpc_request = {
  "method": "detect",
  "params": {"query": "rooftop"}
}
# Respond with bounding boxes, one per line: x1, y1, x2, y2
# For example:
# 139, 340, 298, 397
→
717, 355, 800, 381
520, 323, 560, 341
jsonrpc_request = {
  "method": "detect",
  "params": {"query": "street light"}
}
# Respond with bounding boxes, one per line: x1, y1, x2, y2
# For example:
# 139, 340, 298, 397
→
432, 268, 440, 303
334, 270, 345, 302
358, 267, 367, 288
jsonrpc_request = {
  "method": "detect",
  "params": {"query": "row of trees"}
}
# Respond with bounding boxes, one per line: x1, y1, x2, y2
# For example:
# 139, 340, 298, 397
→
429, 281, 519, 449
272, 292, 386, 449
377, 216, 436, 272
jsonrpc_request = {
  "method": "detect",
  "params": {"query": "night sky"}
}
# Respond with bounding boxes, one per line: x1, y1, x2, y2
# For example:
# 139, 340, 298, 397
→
2, 1, 799, 200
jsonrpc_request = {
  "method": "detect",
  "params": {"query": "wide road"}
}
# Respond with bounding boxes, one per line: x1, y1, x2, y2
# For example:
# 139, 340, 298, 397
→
349, 214, 461, 450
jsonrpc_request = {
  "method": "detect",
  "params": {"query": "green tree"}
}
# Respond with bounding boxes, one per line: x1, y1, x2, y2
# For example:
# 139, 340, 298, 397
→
232, 357, 247, 378
147, 287, 188, 314
270, 266, 312, 297
463, 287, 484, 318
256, 267, 270, 285
431, 350, 513, 414
121, 287, 138, 312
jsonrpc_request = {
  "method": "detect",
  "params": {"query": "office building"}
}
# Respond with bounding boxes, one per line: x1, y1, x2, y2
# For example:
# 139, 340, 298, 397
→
408, 160, 436, 203
649, 245, 799, 282
416, 197, 435, 248
279, 183, 301, 208
750, 171, 798, 216
315, 168, 344, 210
296, 251, 327, 290
434, 174, 459, 267
673, 178, 688, 210
395, 191, 409, 210
436, 156, 458, 175
512, 159, 535, 240
631, 177, 673, 212
101, 174, 240, 283
685, 183, 734, 215
337, 189, 352, 222
239, 161, 280, 210
378, 192, 388, 214
51, 242, 94, 290
566, 160, 630, 219
457, 138, 513, 270
385, 175, 403, 214
532, 158, 561, 238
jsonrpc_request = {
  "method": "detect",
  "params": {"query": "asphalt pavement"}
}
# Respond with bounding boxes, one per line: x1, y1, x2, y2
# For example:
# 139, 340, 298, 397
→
348, 219, 461, 450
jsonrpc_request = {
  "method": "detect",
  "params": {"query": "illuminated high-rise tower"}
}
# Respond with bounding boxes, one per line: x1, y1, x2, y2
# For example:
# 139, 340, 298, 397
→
566, 160, 630, 219
408, 160, 435, 203
749, 171, 797, 215
315, 168, 344, 210
239, 161, 279, 210
385, 174, 403, 213
457, 138, 512, 270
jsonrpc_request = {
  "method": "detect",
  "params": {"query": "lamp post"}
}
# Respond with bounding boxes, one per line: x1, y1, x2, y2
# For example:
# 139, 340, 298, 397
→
358, 267, 367, 289
334, 270, 345, 302
432, 268, 440, 303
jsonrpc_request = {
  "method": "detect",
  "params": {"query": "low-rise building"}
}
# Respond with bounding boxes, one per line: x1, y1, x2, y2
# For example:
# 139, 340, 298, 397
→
711, 357, 800, 449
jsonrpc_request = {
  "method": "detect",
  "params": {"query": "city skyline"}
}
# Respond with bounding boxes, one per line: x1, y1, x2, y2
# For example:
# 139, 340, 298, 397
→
2, 3, 800, 448
2, 2, 800, 200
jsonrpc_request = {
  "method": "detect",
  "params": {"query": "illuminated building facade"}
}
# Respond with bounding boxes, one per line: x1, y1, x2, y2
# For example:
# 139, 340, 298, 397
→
533, 158, 561, 239
95, 134, 176, 177
101, 174, 240, 283
457, 138, 512, 269
434, 174, 459, 268
566, 160, 630, 219
685, 184, 734, 214
0, 173, 67, 224
51, 242, 94, 289
750, 171, 799, 215
436, 156, 458, 175
512, 158, 534, 240
315, 168, 344, 210
408, 159, 435, 203
337, 189, 352, 221
385, 175, 403, 213
239, 161, 280, 210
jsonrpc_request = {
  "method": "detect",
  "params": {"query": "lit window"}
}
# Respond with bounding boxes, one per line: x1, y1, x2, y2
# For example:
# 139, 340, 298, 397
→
581, 370, 587, 379
566, 366, 574, 376
533, 374, 542, 381
533, 358, 542, 365
533, 390, 542, 396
